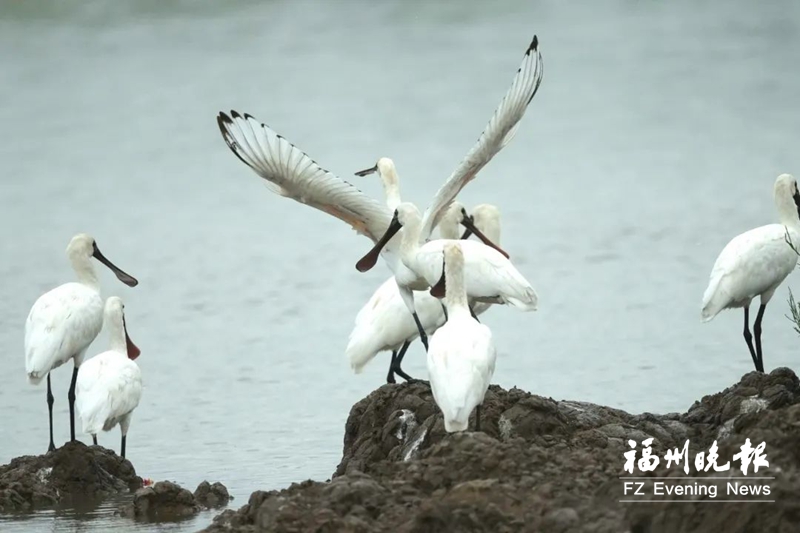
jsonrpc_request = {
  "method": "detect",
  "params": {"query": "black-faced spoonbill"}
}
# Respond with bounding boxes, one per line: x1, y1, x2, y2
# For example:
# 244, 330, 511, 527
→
702, 173, 800, 373
427, 241, 497, 432
76, 297, 142, 459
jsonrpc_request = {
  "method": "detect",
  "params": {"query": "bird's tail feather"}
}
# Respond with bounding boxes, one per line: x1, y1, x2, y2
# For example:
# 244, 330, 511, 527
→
701, 276, 725, 322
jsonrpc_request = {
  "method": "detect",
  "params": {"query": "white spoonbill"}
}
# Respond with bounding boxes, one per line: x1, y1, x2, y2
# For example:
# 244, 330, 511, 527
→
76, 296, 142, 459
355, 36, 543, 339
427, 241, 497, 432
701, 173, 800, 373
217, 34, 543, 349
347, 202, 501, 383
25, 233, 138, 452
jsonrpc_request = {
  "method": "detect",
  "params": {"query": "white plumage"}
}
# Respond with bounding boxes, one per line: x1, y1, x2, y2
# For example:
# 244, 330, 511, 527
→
25, 282, 104, 384
347, 203, 501, 381
76, 296, 142, 459
418, 36, 543, 241
24, 233, 138, 452
701, 173, 800, 372
354, 36, 542, 342
427, 242, 497, 433
416, 237, 537, 310
217, 35, 543, 350
217, 111, 402, 273
384, 202, 538, 310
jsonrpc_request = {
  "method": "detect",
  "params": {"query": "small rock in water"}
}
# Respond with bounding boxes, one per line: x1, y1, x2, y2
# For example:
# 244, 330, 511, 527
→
194, 480, 233, 508
120, 479, 231, 521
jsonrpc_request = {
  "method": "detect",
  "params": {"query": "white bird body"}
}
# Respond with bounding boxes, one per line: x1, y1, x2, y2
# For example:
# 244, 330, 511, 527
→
76, 296, 142, 457
347, 203, 501, 374
427, 242, 497, 432
414, 238, 537, 310
702, 223, 799, 320
25, 282, 104, 383
76, 351, 142, 435
701, 173, 800, 373
395, 203, 538, 310
347, 278, 447, 373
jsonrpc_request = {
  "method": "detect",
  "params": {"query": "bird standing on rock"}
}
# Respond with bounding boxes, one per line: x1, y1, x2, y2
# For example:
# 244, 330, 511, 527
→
25, 234, 138, 452
347, 202, 502, 383
427, 242, 497, 432
702, 173, 800, 373
76, 296, 142, 459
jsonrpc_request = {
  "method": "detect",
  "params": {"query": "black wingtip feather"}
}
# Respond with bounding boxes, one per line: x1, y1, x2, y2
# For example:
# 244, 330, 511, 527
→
244, 113, 255, 120
216, 112, 255, 170
231, 110, 242, 119
527, 35, 538, 54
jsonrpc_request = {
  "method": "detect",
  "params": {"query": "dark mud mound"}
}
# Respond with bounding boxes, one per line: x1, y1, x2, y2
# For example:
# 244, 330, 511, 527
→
204, 368, 800, 533
120, 480, 232, 522
0, 441, 142, 513
194, 480, 233, 508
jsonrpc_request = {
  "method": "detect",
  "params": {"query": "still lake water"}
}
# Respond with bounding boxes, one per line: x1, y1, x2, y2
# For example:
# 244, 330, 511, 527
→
1, 0, 798, 530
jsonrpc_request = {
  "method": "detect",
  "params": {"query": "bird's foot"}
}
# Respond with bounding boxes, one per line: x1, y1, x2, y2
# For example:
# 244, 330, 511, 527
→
47, 443, 56, 453
392, 366, 415, 383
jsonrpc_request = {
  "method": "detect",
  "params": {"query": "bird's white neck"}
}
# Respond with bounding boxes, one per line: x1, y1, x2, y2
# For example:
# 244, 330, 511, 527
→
438, 210, 461, 240
70, 254, 100, 290
106, 310, 128, 355
776, 192, 800, 230
380, 168, 402, 211
399, 215, 423, 270
443, 247, 469, 314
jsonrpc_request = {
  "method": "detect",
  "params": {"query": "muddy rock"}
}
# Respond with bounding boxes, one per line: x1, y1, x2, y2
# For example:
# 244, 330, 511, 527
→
203, 368, 800, 533
0, 441, 142, 513
121, 480, 231, 521
194, 480, 233, 508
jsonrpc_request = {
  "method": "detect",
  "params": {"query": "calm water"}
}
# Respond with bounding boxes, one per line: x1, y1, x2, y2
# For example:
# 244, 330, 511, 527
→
1, 0, 799, 531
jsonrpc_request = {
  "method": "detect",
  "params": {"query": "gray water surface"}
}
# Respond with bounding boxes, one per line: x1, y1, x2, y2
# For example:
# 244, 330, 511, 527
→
1, 1, 799, 531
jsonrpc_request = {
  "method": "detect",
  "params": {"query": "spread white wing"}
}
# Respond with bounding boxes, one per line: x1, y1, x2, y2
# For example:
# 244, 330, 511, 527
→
218, 111, 396, 249
419, 35, 544, 240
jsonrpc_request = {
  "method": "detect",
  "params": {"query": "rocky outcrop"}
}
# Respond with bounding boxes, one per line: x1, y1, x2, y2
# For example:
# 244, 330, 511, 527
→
203, 368, 800, 533
0, 441, 142, 513
120, 480, 232, 521
194, 480, 233, 509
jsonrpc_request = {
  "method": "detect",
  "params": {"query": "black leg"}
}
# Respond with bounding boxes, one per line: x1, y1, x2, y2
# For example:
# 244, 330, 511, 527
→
412, 312, 429, 351
386, 350, 398, 384
469, 305, 480, 322
742, 307, 759, 371
475, 404, 482, 432
121, 435, 126, 459
92, 435, 97, 446
68, 366, 79, 442
392, 341, 414, 382
754, 303, 767, 373
47, 374, 55, 452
